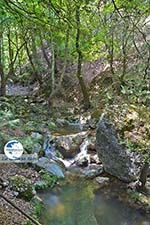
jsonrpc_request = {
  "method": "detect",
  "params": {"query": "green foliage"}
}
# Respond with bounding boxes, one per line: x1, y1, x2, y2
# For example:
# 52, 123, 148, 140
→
18, 136, 42, 154
25, 222, 33, 225
40, 171, 58, 189
10, 175, 34, 201
31, 196, 44, 219
0, 0, 149, 162
34, 172, 58, 190
0, 110, 19, 128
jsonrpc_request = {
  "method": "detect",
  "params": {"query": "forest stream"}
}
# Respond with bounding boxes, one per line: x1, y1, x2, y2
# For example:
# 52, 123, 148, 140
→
0, 2, 150, 225
39, 178, 150, 225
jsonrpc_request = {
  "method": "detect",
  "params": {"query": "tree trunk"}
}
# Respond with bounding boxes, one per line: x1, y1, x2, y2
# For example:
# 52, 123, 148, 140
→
51, 41, 55, 94
0, 31, 6, 96
7, 28, 15, 78
75, 5, 90, 110
24, 40, 42, 86
139, 162, 149, 189
0, 64, 6, 96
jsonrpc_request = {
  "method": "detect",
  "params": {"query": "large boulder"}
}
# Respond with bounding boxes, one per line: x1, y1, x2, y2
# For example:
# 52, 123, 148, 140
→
96, 114, 141, 182
34, 157, 65, 178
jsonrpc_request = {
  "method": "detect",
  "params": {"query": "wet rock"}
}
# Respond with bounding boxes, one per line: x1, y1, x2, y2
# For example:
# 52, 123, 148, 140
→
83, 164, 104, 178
127, 181, 141, 191
87, 143, 96, 153
69, 164, 103, 178
76, 156, 89, 167
88, 118, 97, 129
96, 114, 141, 182
90, 154, 101, 164
43, 134, 57, 159
55, 132, 87, 158
95, 177, 110, 187
34, 157, 65, 178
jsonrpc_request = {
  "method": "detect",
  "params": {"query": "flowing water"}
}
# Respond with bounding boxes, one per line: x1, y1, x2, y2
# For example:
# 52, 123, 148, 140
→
39, 179, 150, 225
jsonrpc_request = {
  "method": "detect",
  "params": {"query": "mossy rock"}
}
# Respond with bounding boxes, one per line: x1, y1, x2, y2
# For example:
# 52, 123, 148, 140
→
10, 175, 35, 201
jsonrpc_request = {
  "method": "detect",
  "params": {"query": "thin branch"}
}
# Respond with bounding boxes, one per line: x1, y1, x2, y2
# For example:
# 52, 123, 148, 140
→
111, 0, 123, 18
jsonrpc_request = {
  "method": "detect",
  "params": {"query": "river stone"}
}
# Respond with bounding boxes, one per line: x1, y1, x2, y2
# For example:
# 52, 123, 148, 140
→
34, 157, 64, 178
76, 156, 89, 167
95, 177, 110, 187
69, 164, 103, 178
54, 132, 87, 158
96, 114, 141, 183
83, 164, 104, 178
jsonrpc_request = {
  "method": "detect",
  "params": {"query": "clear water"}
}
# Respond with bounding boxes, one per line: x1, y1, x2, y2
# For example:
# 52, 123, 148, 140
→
39, 179, 150, 225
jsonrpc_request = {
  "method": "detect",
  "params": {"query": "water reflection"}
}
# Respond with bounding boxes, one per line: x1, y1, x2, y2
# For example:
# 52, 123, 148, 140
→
39, 180, 150, 225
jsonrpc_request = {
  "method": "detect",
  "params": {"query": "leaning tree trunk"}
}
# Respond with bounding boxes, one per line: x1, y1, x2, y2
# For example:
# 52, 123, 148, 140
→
7, 28, 15, 78
75, 5, 91, 110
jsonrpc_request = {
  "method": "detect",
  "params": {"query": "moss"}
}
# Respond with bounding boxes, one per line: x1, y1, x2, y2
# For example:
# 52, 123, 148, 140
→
34, 180, 48, 190
32, 195, 44, 219
41, 171, 58, 189
10, 175, 34, 201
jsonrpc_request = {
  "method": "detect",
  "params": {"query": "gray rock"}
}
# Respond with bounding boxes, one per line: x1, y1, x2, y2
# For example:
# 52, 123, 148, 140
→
83, 164, 104, 178
96, 114, 141, 182
76, 156, 89, 167
90, 154, 101, 164
31, 132, 43, 140
69, 164, 103, 178
13, 191, 19, 197
46, 163, 65, 178
35, 157, 64, 178
95, 177, 110, 187
55, 132, 87, 158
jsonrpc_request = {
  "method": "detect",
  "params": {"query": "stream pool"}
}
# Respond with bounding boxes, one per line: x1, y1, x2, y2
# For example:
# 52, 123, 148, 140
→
39, 179, 150, 225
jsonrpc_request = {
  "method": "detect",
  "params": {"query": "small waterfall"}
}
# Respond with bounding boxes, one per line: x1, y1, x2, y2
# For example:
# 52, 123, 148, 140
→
74, 138, 90, 162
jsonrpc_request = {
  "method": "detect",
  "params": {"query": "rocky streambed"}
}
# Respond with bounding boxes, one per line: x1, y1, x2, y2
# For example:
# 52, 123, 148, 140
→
0, 114, 150, 225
